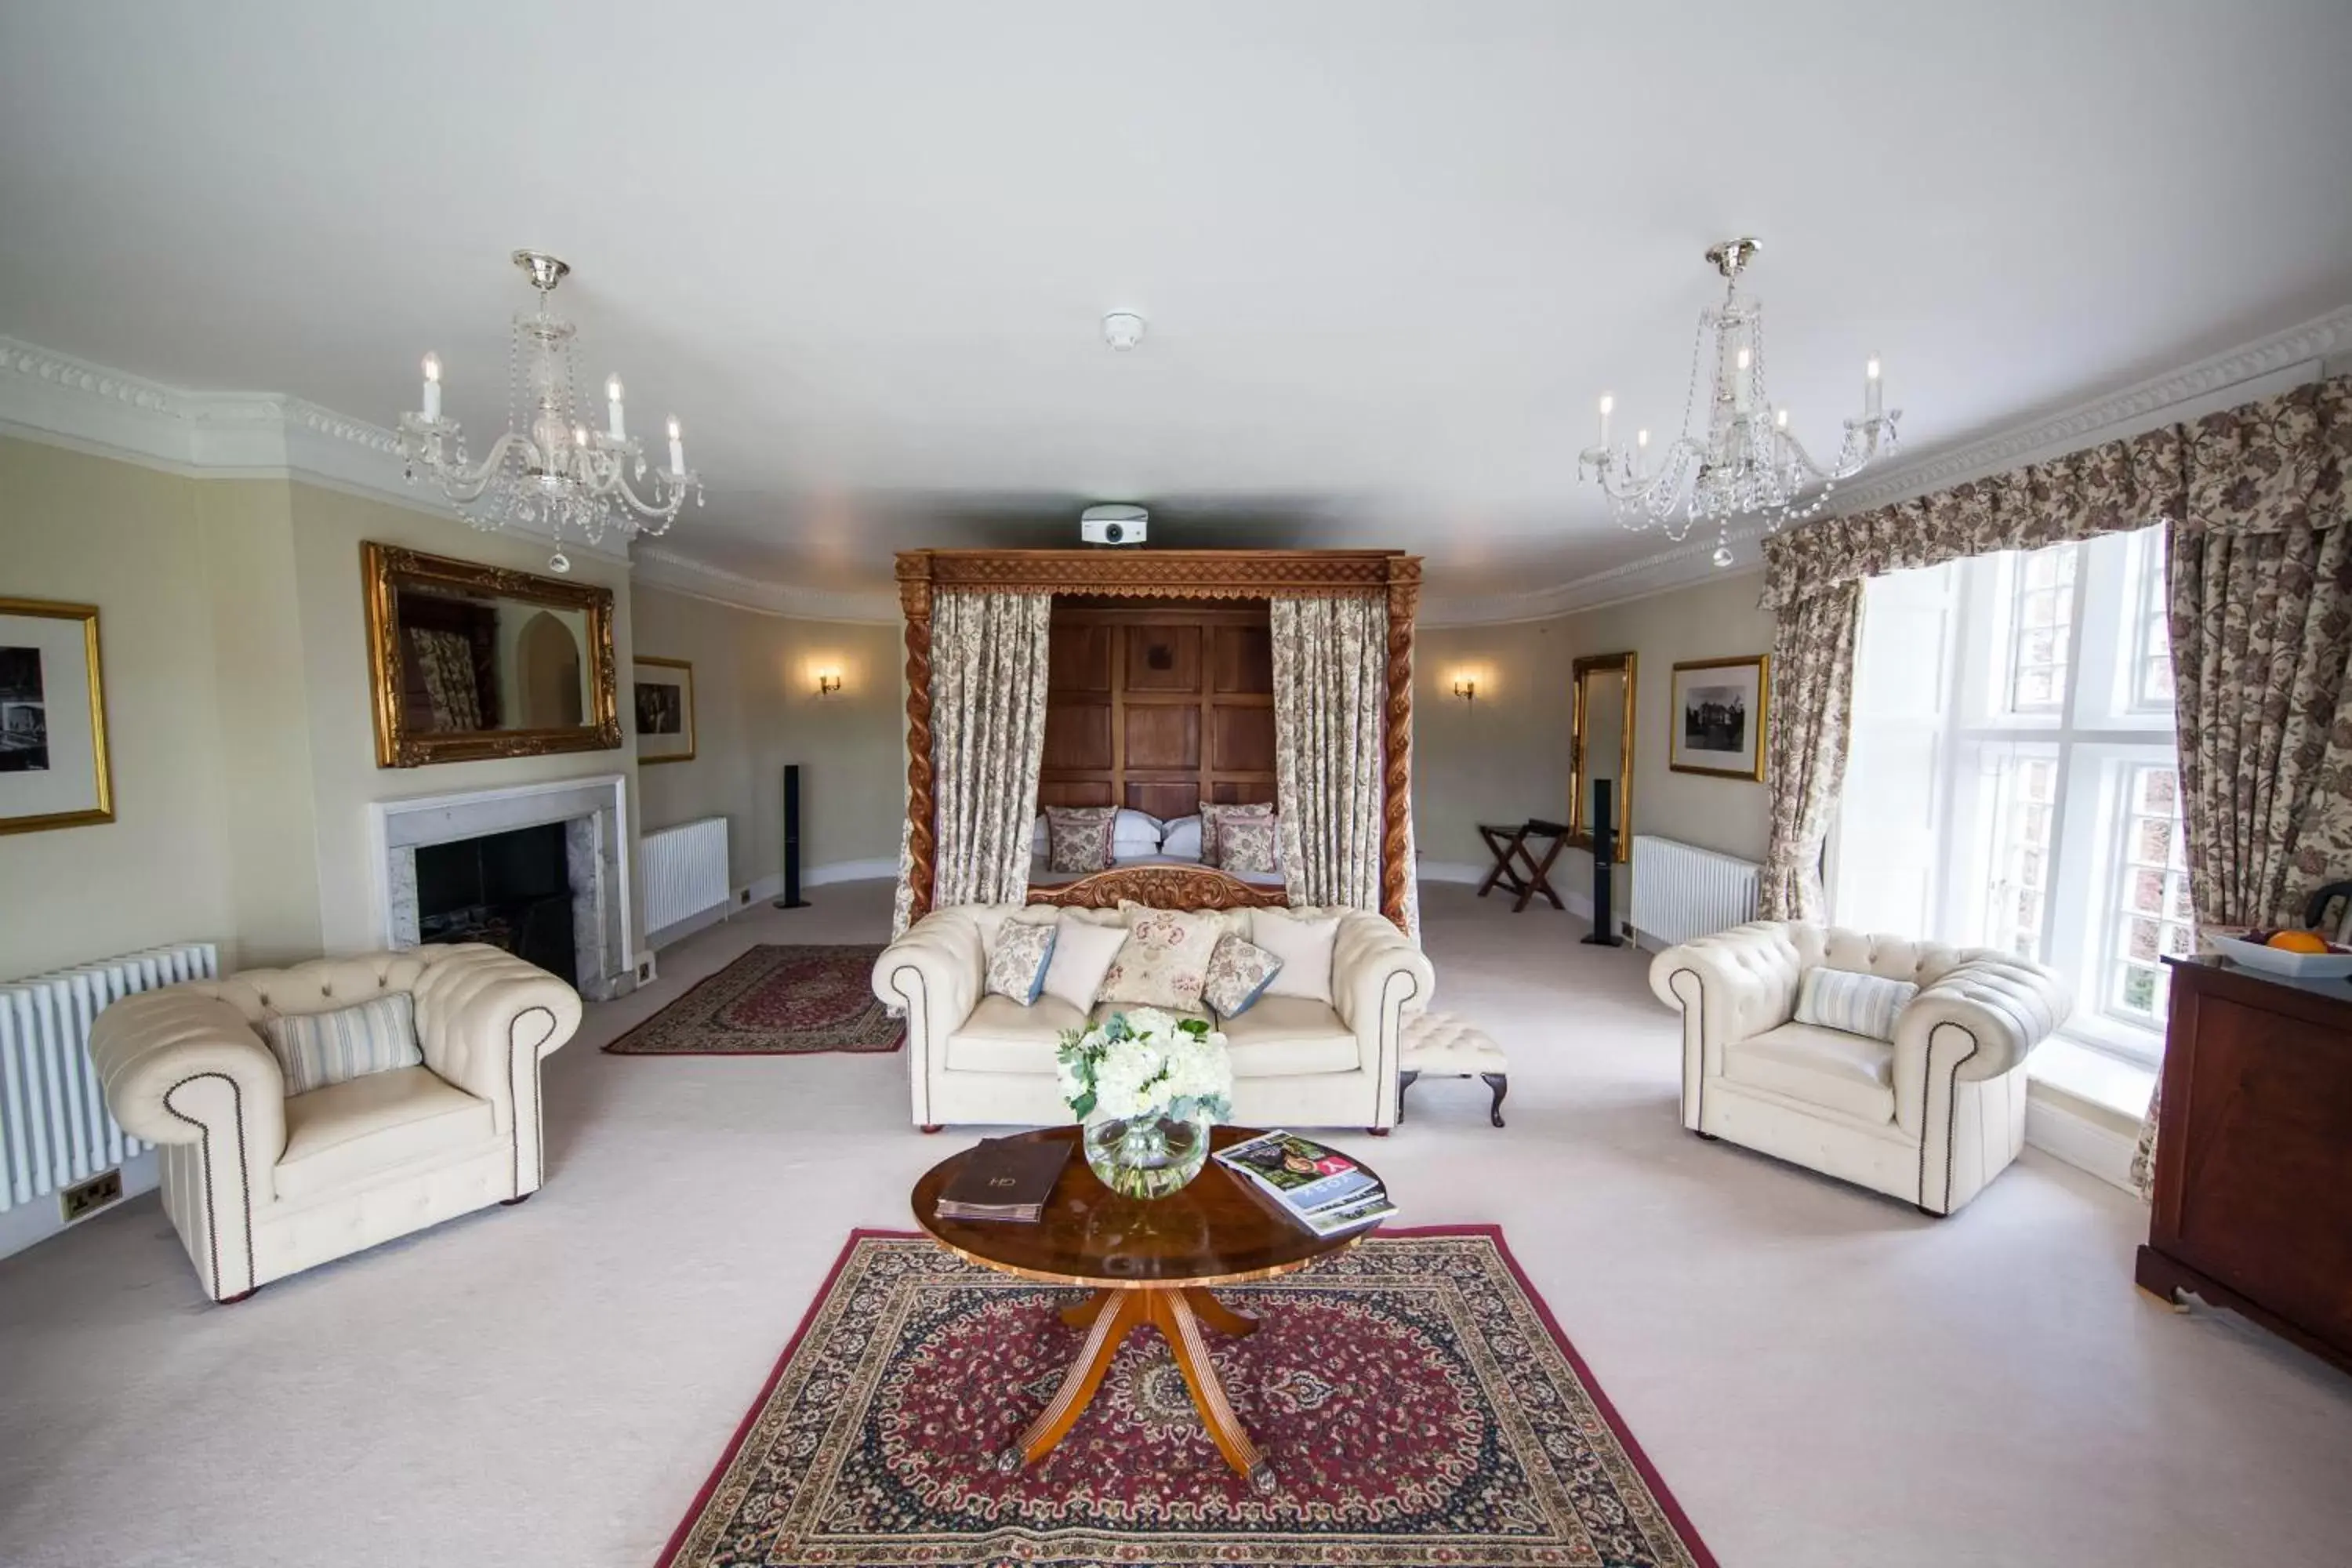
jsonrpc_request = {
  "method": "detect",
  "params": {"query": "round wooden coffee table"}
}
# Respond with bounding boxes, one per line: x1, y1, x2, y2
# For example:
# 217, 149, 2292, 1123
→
911, 1124, 1382, 1494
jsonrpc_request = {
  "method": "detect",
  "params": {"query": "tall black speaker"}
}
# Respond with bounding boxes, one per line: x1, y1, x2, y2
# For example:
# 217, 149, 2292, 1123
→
775, 764, 811, 909
1580, 777, 1623, 946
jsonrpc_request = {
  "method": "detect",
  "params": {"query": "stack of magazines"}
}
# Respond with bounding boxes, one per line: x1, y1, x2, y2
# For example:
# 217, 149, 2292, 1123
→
933, 1138, 1071, 1223
1214, 1131, 1399, 1236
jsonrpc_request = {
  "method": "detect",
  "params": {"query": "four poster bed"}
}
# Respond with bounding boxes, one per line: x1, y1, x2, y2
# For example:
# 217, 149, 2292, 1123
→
892, 548, 1424, 932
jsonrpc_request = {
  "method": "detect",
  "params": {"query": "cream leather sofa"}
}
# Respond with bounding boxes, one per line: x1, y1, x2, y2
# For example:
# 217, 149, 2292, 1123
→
1649, 922, 2071, 1215
89, 946, 581, 1301
875, 905, 1433, 1132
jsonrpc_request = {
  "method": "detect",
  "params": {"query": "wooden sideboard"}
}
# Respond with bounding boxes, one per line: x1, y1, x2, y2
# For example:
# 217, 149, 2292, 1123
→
2136, 956, 2352, 1374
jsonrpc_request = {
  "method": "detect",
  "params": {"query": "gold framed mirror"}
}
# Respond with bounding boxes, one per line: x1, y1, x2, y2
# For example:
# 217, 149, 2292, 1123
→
363, 542, 621, 768
1570, 651, 1635, 858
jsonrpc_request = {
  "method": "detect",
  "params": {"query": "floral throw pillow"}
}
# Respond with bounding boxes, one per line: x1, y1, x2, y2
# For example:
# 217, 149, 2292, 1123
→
984, 921, 1059, 1006
1217, 817, 1279, 876
1099, 902, 1226, 1011
1044, 805, 1117, 873
1199, 801, 1275, 866
1200, 933, 1284, 1018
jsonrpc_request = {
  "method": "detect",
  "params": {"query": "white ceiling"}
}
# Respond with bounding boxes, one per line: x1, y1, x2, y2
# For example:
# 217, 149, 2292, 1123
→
4, 1, 2350, 613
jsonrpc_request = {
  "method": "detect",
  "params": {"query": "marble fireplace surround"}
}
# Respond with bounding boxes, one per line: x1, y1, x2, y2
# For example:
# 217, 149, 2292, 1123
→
366, 774, 633, 1002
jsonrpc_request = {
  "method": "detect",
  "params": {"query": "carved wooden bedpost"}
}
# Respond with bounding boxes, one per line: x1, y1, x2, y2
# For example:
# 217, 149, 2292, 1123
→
898, 553, 938, 929
1382, 557, 1421, 932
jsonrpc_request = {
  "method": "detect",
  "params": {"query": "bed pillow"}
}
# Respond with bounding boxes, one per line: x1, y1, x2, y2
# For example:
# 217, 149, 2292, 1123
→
1040, 914, 1130, 1013
1112, 808, 1163, 857
984, 920, 1059, 1006
1044, 805, 1118, 873
1200, 934, 1284, 1019
1217, 815, 1280, 877
262, 992, 423, 1096
1099, 903, 1226, 1011
1199, 801, 1275, 865
1249, 909, 1341, 1005
1793, 967, 1918, 1043
1159, 815, 1204, 861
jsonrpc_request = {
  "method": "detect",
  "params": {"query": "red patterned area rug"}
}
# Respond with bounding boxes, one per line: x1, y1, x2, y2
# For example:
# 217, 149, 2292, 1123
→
604, 945, 902, 1056
656, 1227, 1715, 1568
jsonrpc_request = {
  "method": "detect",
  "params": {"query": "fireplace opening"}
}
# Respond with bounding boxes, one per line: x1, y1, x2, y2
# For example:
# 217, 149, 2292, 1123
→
414, 822, 577, 982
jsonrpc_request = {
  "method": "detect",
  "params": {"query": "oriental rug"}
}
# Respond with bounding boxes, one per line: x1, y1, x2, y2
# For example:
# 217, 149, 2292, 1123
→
656, 1227, 1714, 1567
604, 945, 902, 1056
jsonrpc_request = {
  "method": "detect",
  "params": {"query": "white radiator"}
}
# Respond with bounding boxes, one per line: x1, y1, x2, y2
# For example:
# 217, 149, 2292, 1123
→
1, 942, 217, 1213
1631, 836, 1761, 949
641, 815, 731, 938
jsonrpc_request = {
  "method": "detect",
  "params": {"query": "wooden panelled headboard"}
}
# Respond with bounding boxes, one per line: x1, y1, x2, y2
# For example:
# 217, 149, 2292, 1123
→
1038, 601, 1276, 822
894, 548, 1421, 929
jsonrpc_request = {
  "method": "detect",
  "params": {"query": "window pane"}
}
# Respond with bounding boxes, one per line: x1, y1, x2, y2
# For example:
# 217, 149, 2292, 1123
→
2121, 966, 2158, 1014
2133, 817, 2172, 863
2016, 668, 2055, 707
2130, 867, 2165, 913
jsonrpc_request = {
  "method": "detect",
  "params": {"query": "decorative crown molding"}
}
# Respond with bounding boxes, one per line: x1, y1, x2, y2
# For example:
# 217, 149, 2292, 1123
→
1422, 300, 2351, 626
0, 333, 624, 560
632, 545, 900, 622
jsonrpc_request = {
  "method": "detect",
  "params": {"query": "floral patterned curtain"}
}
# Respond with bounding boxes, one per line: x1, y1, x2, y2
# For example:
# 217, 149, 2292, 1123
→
1271, 595, 1392, 920
405, 627, 483, 732
890, 590, 1053, 936
1758, 376, 2352, 1197
1757, 583, 1860, 919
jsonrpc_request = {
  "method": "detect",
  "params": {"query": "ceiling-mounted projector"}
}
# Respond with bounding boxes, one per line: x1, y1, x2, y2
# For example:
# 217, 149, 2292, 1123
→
1080, 504, 1148, 546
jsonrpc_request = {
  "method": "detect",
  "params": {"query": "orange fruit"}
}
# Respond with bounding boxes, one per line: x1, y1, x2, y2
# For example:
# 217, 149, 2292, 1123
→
2266, 930, 2330, 954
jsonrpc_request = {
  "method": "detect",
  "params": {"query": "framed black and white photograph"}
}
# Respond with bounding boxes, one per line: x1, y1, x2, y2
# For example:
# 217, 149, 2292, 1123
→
0, 598, 112, 833
1669, 654, 1767, 781
632, 655, 696, 764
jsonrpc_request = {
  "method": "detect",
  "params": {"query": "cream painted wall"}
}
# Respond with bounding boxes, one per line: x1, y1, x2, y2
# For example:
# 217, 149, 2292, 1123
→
0, 437, 647, 979
0, 438, 238, 976
1413, 571, 1777, 913
632, 586, 904, 890
195, 480, 324, 964
1414, 618, 1577, 869
283, 483, 640, 956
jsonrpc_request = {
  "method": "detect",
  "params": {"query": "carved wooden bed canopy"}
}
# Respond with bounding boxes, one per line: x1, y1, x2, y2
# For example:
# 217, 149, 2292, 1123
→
895, 548, 1422, 929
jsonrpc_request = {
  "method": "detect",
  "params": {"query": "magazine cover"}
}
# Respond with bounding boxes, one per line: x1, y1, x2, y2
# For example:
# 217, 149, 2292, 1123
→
1218, 1131, 1376, 1210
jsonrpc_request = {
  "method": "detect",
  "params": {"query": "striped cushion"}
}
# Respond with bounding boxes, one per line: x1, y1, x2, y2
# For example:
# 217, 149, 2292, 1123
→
262, 992, 424, 1095
1793, 967, 1918, 1043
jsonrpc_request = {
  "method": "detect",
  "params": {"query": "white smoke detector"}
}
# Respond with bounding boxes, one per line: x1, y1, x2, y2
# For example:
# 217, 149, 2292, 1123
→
1102, 310, 1146, 351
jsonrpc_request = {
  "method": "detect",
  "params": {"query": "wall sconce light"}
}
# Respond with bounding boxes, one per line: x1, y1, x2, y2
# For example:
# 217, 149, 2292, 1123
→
1452, 674, 1479, 704
815, 669, 844, 699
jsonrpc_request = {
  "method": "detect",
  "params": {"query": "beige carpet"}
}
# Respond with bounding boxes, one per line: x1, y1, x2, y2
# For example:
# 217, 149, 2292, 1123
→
1, 882, 2347, 1567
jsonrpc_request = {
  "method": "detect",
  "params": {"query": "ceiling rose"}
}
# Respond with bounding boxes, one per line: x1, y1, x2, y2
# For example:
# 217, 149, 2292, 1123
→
397, 250, 702, 572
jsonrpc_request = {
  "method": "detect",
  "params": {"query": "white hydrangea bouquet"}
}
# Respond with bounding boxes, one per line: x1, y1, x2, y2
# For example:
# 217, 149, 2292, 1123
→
1056, 1008, 1235, 1199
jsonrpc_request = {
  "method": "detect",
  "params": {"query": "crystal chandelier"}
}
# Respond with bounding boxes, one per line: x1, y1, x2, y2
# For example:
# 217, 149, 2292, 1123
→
1579, 238, 1899, 566
399, 250, 701, 572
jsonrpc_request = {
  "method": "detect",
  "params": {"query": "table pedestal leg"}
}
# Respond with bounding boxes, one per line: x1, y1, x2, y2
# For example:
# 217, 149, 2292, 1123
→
1152, 1288, 1276, 1494
1002, 1285, 1275, 1492
1182, 1287, 1259, 1338
1059, 1289, 1113, 1328
1000, 1289, 1143, 1474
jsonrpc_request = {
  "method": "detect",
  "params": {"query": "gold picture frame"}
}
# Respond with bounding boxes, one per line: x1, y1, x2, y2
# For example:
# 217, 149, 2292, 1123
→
631, 655, 697, 764
363, 542, 621, 768
1668, 655, 1768, 781
1569, 651, 1636, 855
0, 597, 113, 835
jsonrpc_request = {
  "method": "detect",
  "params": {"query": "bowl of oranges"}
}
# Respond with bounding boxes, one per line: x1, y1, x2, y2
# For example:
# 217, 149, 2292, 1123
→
2209, 927, 2352, 981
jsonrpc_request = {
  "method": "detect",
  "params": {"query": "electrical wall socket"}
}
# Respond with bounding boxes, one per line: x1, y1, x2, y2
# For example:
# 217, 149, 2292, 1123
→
60, 1168, 123, 1223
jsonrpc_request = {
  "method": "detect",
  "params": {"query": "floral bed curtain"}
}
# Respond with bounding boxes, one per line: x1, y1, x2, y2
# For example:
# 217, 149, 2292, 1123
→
405, 627, 482, 732
1759, 376, 2352, 1196
1271, 595, 1393, 921
890, 589, 1053, 936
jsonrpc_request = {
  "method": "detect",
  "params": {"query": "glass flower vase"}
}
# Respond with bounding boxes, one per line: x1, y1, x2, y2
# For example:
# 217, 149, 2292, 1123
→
1082, 1112, 1211, 1200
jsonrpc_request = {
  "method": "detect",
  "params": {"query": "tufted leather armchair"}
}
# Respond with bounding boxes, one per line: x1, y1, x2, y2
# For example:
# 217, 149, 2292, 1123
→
89, 945, 581, 1301
1648, 922, 2071, 1215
